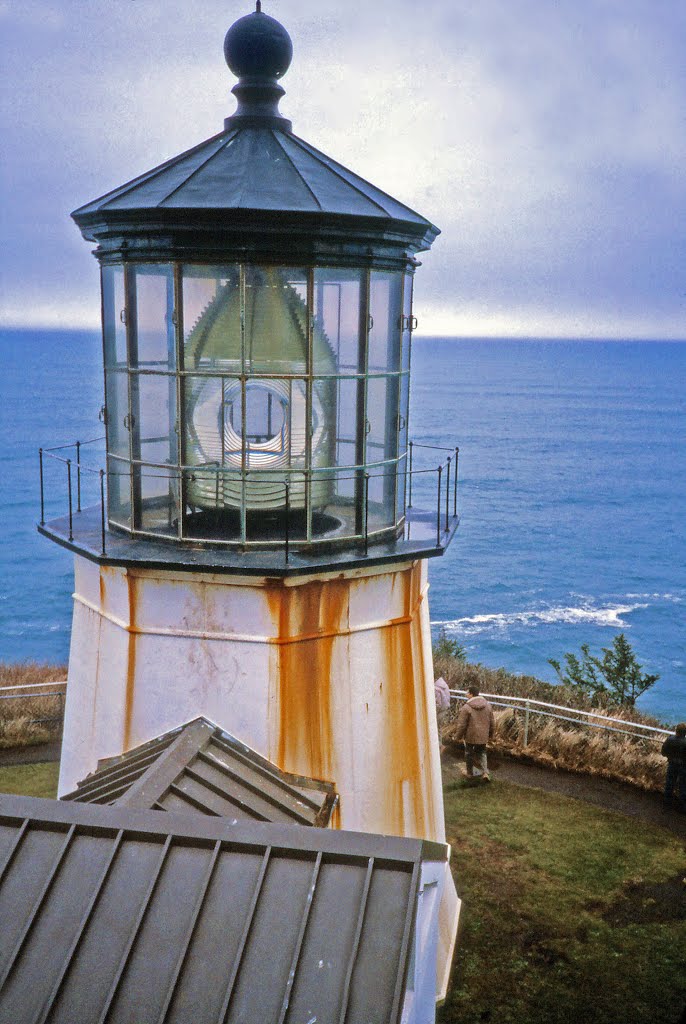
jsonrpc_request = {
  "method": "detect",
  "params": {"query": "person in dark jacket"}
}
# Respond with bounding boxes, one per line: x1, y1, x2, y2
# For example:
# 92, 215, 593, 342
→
454, 684, 495, 781
662, 722, 686, 812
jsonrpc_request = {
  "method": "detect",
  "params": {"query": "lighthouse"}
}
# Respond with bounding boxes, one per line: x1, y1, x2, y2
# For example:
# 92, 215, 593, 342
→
40, 3, 460, 995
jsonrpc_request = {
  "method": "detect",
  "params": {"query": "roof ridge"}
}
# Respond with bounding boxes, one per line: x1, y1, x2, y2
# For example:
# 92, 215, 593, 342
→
73, 130, 233, 216
280, 132, 391, 217
270, 130, 323, 211
155, 132, 241, 208
289, 131, 435, 227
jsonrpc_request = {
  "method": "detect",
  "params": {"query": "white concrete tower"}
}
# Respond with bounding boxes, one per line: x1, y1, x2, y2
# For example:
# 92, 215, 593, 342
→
40, 3, 461, 997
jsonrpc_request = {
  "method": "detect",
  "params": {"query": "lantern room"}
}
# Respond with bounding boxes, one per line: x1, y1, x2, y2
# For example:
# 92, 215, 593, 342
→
70, 4, 440, 555
98, 261, 414, 548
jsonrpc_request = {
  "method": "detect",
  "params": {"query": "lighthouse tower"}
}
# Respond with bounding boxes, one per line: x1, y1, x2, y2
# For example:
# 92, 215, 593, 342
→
40, 3, 460, 994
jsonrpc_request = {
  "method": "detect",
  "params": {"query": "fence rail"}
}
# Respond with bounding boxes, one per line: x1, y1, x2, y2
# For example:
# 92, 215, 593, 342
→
449, 689, 670, 746
0, 681, 67, 733
0, 681, 67, 694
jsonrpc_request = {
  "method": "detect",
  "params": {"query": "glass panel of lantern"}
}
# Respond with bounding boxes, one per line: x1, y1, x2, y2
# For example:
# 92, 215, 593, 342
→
138, 467, 179, 535
366, 376, 389, 462
131, 372, 177, 467
398, 368, 410, 457
313, 268, 363, 374
367, 464, 398, 532
102, 265, 127, 368
401, 273, 413, 374
243, 266, 309, 374
131, 372, 178, 535
368, 271, 402, 373
104, 368, 130, 461
366, 376, 398, 529
182, 266, 241, 371
183, 375, 226, 513
107, 455, 131, 530
396, 455, 407, 527
309, 467, 359, 539
130, 265, 176, 369
243, 377, 296, 510
331, 376, 361, 504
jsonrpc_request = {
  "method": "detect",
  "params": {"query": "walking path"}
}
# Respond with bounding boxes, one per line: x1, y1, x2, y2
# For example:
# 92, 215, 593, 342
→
0, 741, 62, 766
443, 751, 686, 839
2, 741, 684, 840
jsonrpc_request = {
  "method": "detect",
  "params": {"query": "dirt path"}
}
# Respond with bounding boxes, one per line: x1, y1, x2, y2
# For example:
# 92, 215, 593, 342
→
0, 741, 62, 766
443, 751, 686, 840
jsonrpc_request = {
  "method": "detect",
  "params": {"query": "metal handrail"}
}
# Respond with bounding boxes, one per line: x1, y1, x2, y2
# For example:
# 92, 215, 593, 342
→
0, 691, 65, 701
449, 689, 671, 746
38, 436, 460, 552
40, 445, 108, 555
42, 437, 105, 453
0, 681, 66, 694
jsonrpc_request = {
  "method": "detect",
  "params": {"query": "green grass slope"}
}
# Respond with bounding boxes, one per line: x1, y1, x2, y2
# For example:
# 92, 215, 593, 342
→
440, 778, 686, 1024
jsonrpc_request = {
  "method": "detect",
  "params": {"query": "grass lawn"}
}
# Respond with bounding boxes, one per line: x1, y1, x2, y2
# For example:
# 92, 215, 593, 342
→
440, 777, 686, 1024
0, 762, 59, 798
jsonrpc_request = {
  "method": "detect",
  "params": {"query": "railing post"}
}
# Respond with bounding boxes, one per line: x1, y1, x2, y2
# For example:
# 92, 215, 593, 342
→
99, 469, 106, 555
453, 446, 459, 518
67, 459, 73, 541
524, 699, 530, 747
445, 457, 451, 532
39, 448, 45, 526
436, 465, 442, 546
364, 473, 370, 555
284, 482, 290, 565
76, 440, 82, 512
408, 441, 414, 508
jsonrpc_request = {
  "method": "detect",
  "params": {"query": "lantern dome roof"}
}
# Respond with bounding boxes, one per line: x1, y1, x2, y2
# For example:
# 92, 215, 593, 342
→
73, 127, 436, 233
71, 4, 439, 259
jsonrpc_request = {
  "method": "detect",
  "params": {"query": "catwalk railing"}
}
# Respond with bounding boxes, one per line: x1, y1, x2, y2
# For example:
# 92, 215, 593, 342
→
450, 689, 671, 747
38, 437, 459, 556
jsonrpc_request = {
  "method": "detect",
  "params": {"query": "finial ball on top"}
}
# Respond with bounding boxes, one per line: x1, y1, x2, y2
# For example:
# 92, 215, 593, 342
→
224, 4, 293, 81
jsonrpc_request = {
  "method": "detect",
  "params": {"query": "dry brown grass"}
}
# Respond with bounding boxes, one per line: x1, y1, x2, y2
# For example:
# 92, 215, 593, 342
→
0, 662, 67, 687
0, 663, 66, 750
439, 659, 668, 792
485, 708, 665, 791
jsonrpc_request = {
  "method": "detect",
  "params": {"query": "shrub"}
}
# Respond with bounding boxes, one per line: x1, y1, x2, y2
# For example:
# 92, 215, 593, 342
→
548, 634, 659, 708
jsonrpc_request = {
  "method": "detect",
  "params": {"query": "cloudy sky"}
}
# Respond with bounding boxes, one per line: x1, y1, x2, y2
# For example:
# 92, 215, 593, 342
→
1, 0, 685, 338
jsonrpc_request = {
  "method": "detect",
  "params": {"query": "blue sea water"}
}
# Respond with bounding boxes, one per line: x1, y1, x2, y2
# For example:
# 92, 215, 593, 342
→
1, 329, 684, 722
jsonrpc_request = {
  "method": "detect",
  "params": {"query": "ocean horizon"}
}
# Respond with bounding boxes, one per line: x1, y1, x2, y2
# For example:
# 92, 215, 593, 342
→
1, 328, 684, 722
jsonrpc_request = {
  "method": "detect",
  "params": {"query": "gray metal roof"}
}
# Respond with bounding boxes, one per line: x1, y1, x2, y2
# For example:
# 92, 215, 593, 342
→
0, 793, 446, 1023
72, 126, 436, 231
71, 128, 440, 267
63, 717, 337, 828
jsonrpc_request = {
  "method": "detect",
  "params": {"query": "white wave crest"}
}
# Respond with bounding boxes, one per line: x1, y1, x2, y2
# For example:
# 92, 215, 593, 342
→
434, 601, 647, 634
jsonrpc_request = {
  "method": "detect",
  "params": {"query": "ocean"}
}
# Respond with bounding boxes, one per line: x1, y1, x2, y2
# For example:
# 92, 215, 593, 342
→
1, 329, 684, 722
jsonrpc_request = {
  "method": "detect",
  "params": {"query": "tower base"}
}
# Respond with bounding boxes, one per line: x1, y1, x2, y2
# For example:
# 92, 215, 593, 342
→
60, 553, 459, 997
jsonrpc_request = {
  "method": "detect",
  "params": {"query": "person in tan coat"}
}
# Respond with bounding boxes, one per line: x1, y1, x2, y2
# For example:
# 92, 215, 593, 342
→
454, 684, 495, 781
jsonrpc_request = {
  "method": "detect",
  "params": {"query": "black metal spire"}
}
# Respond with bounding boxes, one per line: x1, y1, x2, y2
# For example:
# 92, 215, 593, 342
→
223, 4, 293, 131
